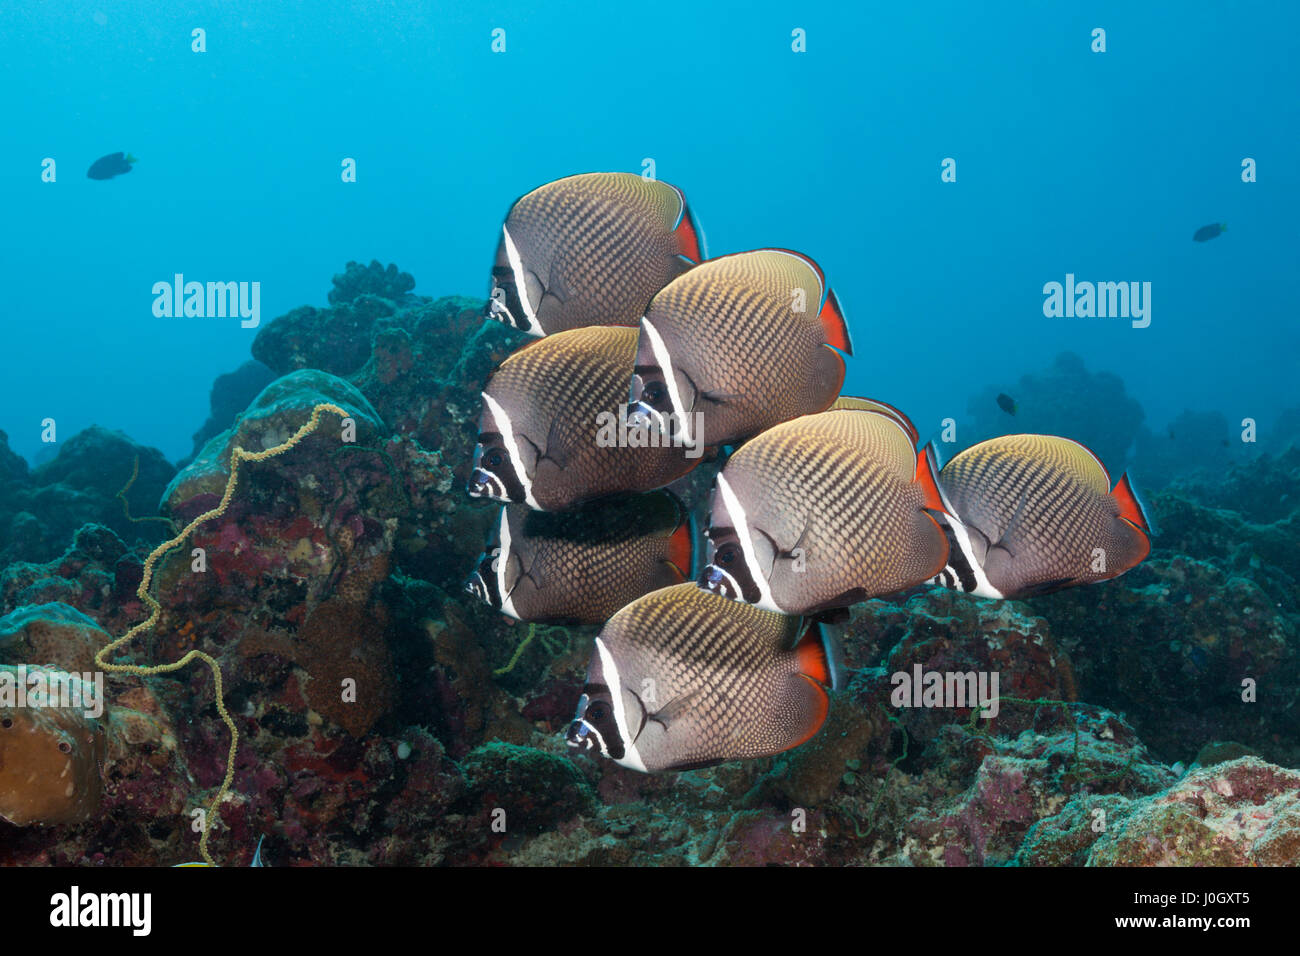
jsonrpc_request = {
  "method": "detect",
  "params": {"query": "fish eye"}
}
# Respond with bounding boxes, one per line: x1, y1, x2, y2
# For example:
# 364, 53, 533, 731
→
58, 740, 72, 754
587, 702, 607, 721
485, 449, 506, 470
643, 382, 665, 404
717, 546, 739, 567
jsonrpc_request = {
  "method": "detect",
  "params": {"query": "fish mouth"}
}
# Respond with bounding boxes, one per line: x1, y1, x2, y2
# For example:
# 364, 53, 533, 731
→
485, 284, 516, 325
468, 467, 502, 500
485, 268, 536, 334
564, 720, 593, 750
698, 564, 740, 600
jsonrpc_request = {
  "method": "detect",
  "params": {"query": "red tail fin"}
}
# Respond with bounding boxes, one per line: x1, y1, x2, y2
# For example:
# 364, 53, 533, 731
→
1112, 472, 1153, 533
915, 445, 950, 514
791, 622, 835, 746
673, 205, 705, 263
665, 515, 696, 578
795, 621, 832, 686
819, 289, 853, 355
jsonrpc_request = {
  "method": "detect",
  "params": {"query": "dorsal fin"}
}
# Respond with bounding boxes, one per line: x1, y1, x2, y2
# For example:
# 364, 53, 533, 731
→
831, 396, 919, 445
1056, 435, 1112, 485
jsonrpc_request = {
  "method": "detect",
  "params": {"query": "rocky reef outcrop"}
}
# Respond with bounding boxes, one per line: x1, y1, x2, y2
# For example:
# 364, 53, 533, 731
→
0, 426, 174, 570
0, 263, 1295, 867
962, 351, 1145, 470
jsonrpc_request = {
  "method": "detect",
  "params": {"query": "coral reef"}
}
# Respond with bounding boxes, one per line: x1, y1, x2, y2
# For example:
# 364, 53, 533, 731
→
185, 360, 277, 465
0, 603, 109, 674
1020, 757, 1300, 866
963, 351, 1144, 470
0, 262, 1296, 867
0, 430, 28, 488
328, 259, 417, 307
0, 426, 174, 568
1131, 409, 1235, 488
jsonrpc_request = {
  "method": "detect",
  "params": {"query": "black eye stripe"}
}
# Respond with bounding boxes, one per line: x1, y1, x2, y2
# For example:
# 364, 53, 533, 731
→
475, 560, 502, 607
705, 532, 762, 604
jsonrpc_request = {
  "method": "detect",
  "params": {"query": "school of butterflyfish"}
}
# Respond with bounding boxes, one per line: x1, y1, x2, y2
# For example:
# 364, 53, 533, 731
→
464, 172, 1154, 774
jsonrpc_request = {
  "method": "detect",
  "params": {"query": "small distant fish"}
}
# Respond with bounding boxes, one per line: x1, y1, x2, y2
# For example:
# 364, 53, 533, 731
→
699, 400, 949, 614
87, 152, 136, 180
566, 583, 842, 772
1193, 222, 1227, 242
469, 326, 699, 511
628, 248, 853, 448
930, 434, 1154, 599
485, 172, 705, 337
996, 393, 1018, 416
465, 493, 696, 624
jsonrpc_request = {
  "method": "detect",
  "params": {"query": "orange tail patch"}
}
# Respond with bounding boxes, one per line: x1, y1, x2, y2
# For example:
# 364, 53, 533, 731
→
915, 445, 950, 515
789, 621, 837, 748
818, 289, 854, 356
1112, 472, 1153, 534
674, 206, 705, 263
665, 516, 696, 578
795, 621, 832, 686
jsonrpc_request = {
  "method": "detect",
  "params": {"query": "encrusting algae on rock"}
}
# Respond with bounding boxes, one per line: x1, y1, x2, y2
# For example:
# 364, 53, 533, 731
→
94, 401, 356, 865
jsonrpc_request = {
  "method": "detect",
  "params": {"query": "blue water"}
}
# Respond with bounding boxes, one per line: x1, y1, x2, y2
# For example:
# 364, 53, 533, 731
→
4, 0, 1297, 464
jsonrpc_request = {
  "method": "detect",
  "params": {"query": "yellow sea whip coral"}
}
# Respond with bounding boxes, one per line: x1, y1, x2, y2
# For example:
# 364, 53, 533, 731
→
95, 403, 350, 865
116, 454, 177, 531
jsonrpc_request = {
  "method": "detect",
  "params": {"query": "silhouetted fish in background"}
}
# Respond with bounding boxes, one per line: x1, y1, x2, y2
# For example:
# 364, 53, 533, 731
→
1193, 222, 1226, 242
996, 393, 1018, 416
87, 152, 136, 180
